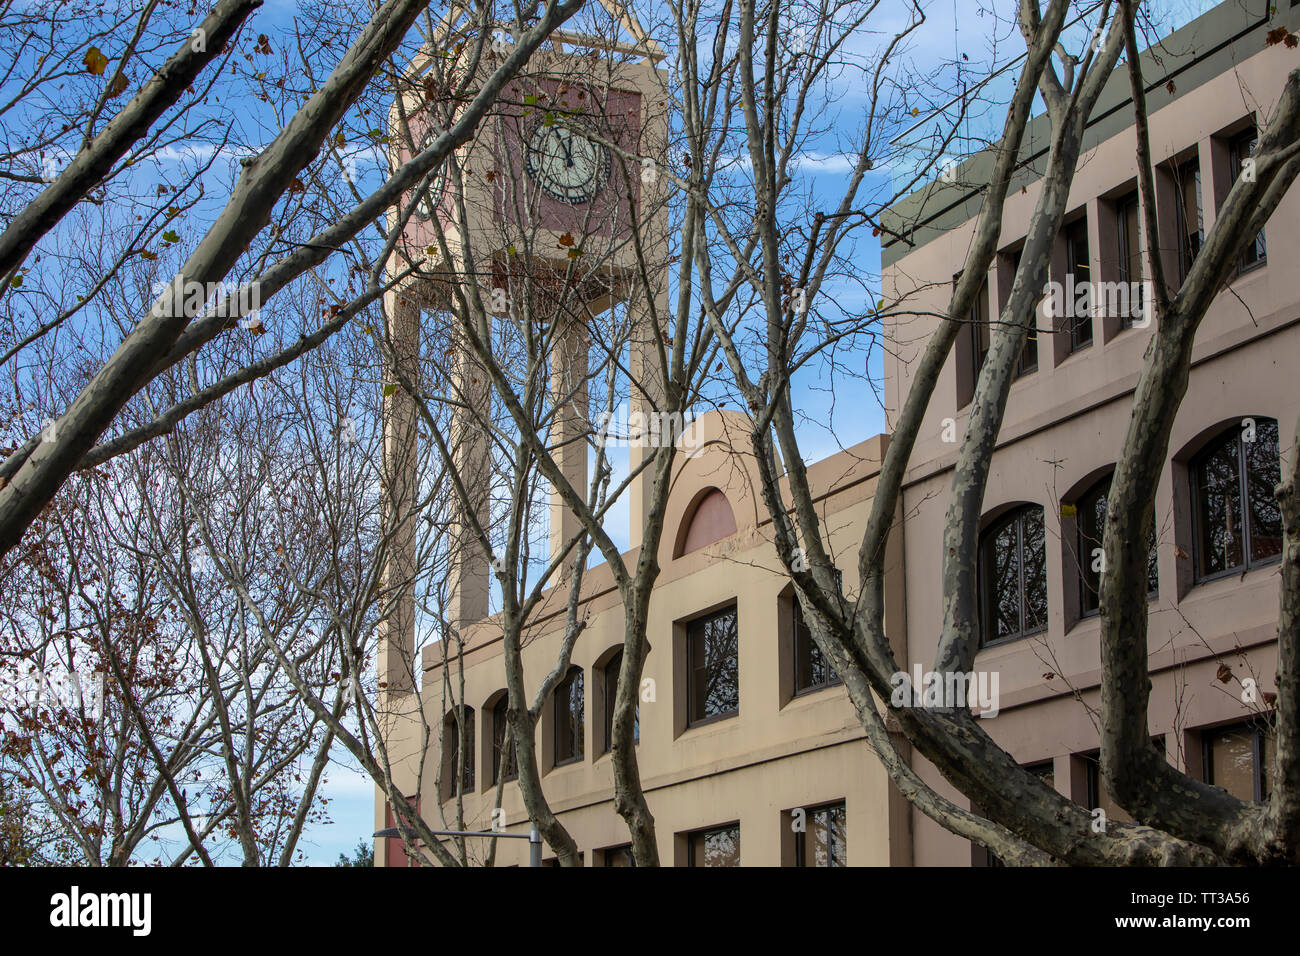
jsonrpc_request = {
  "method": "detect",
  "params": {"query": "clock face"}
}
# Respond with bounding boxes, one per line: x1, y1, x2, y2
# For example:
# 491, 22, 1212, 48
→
414, 127, 446, 220
524, 119, 609, 205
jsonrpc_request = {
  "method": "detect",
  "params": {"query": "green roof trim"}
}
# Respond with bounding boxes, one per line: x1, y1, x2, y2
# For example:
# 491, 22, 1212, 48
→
880, 0, 1282, 269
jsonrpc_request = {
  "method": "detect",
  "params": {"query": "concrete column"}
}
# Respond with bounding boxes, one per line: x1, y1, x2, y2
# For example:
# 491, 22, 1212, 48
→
627, 284, 670, 550
379, 291, 421, 697
446, 330, 491, 631
549, 314, 590, 572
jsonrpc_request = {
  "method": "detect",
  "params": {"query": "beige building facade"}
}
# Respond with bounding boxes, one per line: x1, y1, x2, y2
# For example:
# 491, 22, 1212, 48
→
376, 0, 1299, 866
375, 412, 911, 866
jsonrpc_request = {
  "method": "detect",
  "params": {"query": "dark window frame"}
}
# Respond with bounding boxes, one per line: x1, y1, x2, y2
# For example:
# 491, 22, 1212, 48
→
1115, 190, 1144, 330
1173, 158, 1203, 282
1202, 721, 1273, 803
974, 762, 1051, 866
1085, 738, 1163, 816
552, 666, 585, 767
1074, 475, 1158, 618
978, 505, 1049, 648
686, 603, 740, 727
601, 648, 639, 755
794, 801, 847, 868
1229, 129, 1266, 275
601, 844, 636, 867
441, 708, 475, 799
687, 822, 741, 867
1190, 418, 1283, 584
491, 694, 517, 783
1005, 248, 1037, 378
969, 275, 991, 386
792, 592, 843, 697
1064, 216, 1093, 353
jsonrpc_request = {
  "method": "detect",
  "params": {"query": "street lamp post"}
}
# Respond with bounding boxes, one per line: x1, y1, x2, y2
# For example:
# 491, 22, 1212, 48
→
373, 824, 543, 867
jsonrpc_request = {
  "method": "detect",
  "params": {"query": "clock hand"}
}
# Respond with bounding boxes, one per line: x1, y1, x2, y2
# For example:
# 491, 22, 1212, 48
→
560, 129, 574, 167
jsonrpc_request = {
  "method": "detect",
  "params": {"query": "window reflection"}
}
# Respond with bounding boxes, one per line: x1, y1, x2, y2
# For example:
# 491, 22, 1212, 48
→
688, 823, 740, 867
793, 600, 841, 694
688, 605, 739, 724
554, 667, 584, 764
1192, 418, 1281, 580
796, 802, 847, 867
492, 695, 517, 782
979, 505, 1048, 645
1075, 476, 1158, 615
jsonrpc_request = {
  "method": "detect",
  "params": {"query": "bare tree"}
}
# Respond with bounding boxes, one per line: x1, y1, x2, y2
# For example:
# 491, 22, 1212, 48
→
0, 0, 584, 560
698, 0, 1300, 864
0, 423, 337, 866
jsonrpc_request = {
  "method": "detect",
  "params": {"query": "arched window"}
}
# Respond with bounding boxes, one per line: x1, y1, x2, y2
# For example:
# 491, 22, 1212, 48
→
1075, 474, 1158, 615
675, 488, 737, 557
1191, 417, 1282, 581
440, 707, 474, 800
979, 505, 1048, 646
553, 666, 584, 765
601, 649, 638, 755
490, 694, 517, 782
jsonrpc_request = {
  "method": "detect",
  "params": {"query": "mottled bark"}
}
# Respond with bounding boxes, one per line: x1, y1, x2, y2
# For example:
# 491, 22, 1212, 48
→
1265, 413, 1300, 856
1099, 63, 1300, 862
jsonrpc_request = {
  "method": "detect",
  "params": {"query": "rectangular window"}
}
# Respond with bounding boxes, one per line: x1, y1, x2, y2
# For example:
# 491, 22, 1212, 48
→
603, 649, 639, 754
1203, 721, 1275, 802
1116, 191, 1144, 328
1229, 129, 1266, 273
688, 823, 740, 867
687, 604, 739, 725
969, 275, 991, 384
795, 802, 847, 867
1083, 752, 1133, 825
554, 667, 584, 765
1005, 248, 1037, 376
793, 600, 841, 695
601, 844, 636, 867
1065, 217, 1092, 352
1174, 159, 1202, 281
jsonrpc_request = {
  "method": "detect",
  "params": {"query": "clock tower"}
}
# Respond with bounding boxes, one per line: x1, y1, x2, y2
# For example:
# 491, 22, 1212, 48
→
379, 4, 669, 695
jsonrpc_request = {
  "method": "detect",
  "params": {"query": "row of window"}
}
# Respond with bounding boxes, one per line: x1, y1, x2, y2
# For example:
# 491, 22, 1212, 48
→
975, 718, 1275, 865
438, 416, 1280, 796
439, 417, 1281, 793
961, 121, 1264, 403
439, 599, 839, 799
409, 714, 1270, 866
979, 415, 1281, 646
583, 800, 847, 867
